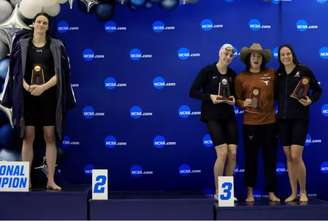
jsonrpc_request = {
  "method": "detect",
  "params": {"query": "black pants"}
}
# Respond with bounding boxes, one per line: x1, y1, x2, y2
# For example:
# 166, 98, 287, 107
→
243, 123, 278, 192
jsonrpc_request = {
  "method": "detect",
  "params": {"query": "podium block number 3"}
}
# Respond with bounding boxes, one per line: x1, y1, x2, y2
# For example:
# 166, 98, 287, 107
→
220, 182, 232, 200
218, 176, 234, 207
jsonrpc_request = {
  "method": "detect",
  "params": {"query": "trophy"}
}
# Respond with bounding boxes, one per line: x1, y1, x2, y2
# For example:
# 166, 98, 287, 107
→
246, 87, 260, 113
31, 64, 45, 85
217, 77, 233, 102
290, 77, 309, 100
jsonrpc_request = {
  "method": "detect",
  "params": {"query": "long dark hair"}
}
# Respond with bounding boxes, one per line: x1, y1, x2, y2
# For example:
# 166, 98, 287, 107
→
244, 53, 267, 72
277, 44, 299, 73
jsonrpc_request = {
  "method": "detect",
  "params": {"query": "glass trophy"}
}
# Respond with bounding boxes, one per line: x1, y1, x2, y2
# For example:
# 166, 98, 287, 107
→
217, 77, 233, 102
31, 64, 45, 85
290, 77, 309, 100
246, 87, 260, 113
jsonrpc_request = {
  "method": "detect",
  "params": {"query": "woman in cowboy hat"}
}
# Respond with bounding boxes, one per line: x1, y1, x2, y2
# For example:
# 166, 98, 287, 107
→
190, 43, 238, 200
276, 45, 322, 202
235, 43, 280, 202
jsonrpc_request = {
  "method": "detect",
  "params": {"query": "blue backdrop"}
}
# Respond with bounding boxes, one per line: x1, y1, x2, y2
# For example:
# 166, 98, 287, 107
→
29, 0, 328, 197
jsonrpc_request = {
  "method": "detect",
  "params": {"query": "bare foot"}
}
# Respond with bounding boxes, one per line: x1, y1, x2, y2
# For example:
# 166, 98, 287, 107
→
245, 195, 255, 202
284, 194, 297, 202
299, 193, 308, 202
269, 193, 280, 202
47, 182, 62, 191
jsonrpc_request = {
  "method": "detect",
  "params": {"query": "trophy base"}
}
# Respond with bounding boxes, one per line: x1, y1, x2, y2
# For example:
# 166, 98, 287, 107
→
290, 94, 306, 101
217, 97, 233, 103
245, 106, 261, 114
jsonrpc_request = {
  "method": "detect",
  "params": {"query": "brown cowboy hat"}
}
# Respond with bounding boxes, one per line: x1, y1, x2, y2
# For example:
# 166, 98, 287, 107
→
240, 43, 271, 63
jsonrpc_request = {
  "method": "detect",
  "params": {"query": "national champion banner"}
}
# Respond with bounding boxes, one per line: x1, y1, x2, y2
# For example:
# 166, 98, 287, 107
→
0, 161, 29, 192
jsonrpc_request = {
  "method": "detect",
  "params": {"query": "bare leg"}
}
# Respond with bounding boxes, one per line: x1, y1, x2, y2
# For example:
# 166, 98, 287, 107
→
284, 146, 297, 202
43, 126, 61, 190
291, 145, 307, 202
214, 144, 228, 195
22, 126, 35, 188
225, 144, 237, 176
246, 186, 254, 202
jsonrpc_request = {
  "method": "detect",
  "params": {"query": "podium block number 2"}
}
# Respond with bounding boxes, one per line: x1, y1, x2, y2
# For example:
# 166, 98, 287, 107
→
92, 169, 108, 200
94, 175, 106, 193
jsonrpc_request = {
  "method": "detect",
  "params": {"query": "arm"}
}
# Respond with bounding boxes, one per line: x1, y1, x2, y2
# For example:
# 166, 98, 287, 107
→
30, 75, 57, 96
189, 67, 211, 102
61, 42, 76, 109
235, 74, 251, 108
308, 69, 322, 103
1, 46, 18, 107
234, 75, 244, 108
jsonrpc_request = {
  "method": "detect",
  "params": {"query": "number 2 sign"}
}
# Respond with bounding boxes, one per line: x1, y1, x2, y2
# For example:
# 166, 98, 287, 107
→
92, 169, 108, 200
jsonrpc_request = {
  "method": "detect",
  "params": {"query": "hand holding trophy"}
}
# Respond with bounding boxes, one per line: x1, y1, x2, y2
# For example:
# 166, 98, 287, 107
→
217, 77, 234, 104
30, 64, 46, 96
245, 87, 261, 113
31, 64, 45, 85
290, 77, 309, 101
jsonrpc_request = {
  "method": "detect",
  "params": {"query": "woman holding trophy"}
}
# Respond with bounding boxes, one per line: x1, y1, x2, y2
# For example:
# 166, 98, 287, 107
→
189, 43, 238, 200
2, 13, 76, 190
235, 43, 280, 202
276, 45, 322, 202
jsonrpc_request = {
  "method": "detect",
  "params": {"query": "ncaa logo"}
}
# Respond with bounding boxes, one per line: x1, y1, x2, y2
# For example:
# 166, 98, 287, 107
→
153, 20, 165, 33
153, 76, 165, 90
272, 0, 280, 4
130, 165, 143, 177
82, 48, 95, 62
296, 19, 308, 32
201, 19, 214, 31
178, 48, 190, 60
104, 77, 117, 90
84, 164, 94, 175
179, 164, 191, 176
319, 47, 328, 59
305, 134, 311, 146
62, 135, 71, 148
317, 0, 327, 4
130, 48, 142, 61
105, 21, 117, 33
276, 162, 286, 174
272, 47, 278, 58
153, 135, 166, 148
130, 105, 142, 119
179, 105, 191, 118
320, 161, 328, 174
83, 106, 95, 119
202, 134, 213, 147
57, 20, 69, 33
105, 136, 116, 148
248, 19, 261, 31
321, 104, 328, 117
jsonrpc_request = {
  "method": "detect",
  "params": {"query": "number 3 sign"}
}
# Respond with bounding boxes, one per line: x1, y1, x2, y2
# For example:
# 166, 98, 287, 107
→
218, 176, 234, 207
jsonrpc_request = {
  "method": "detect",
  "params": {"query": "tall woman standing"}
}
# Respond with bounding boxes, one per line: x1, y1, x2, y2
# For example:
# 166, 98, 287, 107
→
276, 45, 322, 202
190, 43, 238, 199
2, 13, 76, 190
